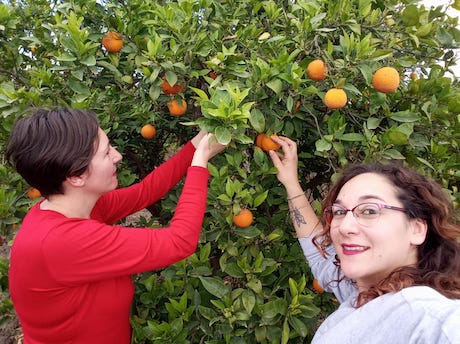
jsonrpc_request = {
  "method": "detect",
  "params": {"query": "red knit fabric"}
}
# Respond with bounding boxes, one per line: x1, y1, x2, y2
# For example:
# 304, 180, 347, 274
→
9, 142, 210, 343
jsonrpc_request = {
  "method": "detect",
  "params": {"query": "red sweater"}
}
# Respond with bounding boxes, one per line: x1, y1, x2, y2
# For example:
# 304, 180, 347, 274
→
9, 142, 210, 344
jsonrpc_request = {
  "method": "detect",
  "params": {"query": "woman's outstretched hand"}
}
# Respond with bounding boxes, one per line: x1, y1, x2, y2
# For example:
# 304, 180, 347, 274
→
191, 133, 227, 167
268, 136, 299, 188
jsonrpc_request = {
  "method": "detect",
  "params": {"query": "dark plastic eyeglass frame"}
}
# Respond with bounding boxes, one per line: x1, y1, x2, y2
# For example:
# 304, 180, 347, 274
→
323, 202, 407, 225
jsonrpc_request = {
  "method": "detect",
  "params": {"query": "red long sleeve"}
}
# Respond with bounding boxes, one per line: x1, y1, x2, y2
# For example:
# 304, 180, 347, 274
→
9, 165, 210, 344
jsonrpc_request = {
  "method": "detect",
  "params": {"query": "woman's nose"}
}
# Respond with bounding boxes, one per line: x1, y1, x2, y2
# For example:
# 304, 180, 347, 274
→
112, 148, 123, 164
337, 211, 360, 235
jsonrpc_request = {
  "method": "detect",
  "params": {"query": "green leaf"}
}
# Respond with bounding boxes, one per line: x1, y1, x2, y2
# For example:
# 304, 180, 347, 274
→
250, 108, 266, 132
315, 138, 332, 152
241, 289, 256, 313
389, 111, 420, 123
289, 316, 309, 337
235, 226, 261, 239
199, 277, 230, 299
247, 279, 262, 294
68, 79, 90, 95
80, 55, 96, 66
215, 126, 232, 145
382, 149, 405, 160
416, 157, 435, 170
367, 117, 381, 130
253, 190, 268, 207
266, 78, 283, 95
199, 242, 211, 262
339, 133, 364, 142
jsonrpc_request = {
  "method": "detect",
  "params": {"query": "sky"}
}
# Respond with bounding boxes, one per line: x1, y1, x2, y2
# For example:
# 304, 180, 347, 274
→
420, 0, 460, 77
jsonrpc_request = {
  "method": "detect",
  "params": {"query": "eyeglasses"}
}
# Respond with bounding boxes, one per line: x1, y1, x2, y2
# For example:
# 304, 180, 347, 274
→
323, 202, 407, 226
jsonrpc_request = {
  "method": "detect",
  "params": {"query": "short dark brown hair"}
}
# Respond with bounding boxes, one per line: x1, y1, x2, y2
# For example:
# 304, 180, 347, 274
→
6, 108, 100, 197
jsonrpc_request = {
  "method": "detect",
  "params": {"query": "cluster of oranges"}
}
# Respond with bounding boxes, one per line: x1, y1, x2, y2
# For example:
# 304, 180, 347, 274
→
101, 32, 188, 140
306, 59, 401, 110
140, 78, 188, 139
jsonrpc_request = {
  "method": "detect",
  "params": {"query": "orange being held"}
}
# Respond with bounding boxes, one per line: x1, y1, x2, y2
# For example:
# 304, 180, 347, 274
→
255, 133, 281, 152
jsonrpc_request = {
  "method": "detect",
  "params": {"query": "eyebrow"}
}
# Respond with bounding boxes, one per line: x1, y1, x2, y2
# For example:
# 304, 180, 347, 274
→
334, 194, 387, 205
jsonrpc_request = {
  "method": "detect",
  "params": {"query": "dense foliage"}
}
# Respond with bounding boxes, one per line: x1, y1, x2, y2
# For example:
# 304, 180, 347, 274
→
1, 0, 459, 342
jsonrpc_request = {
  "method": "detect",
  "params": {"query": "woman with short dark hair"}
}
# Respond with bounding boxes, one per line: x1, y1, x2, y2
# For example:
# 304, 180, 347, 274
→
6, 108, 226, 343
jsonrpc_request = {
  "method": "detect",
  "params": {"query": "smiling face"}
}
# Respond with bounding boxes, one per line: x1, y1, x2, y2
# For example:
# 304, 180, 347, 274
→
330, 172, 427, 291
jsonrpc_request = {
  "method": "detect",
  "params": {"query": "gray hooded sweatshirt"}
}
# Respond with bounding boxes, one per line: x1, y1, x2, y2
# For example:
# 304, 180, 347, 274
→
298, 236, 460, 344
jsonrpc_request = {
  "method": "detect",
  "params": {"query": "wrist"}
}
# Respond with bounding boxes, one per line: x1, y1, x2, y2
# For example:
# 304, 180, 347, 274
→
191, 152, 208, 168
284, 182, 303, 197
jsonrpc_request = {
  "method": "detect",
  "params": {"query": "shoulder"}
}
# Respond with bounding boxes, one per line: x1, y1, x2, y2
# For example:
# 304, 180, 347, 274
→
398, 286, 459, 311
396, 286, 460, 342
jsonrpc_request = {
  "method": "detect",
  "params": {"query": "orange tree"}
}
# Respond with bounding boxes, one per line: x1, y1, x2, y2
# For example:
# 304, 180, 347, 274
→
1, 0, 459, 342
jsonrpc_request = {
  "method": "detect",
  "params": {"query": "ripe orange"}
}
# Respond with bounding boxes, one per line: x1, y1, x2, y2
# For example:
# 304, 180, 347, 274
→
255, 133, 265, 148
312, 279, 324, 293
27, 187, 42, 199
168, 98, 187, 116
102, 31, 123, 53
306, 59, 328, 81
255, 133, 281, 152
372, 66, 400, 93
232, 209, 254, 228
141, 124, 156, 139
160, 78, 185, 95
324, 88, 347, 109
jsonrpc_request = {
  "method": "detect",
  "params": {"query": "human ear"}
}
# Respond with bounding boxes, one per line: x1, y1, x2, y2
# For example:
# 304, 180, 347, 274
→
66, 175, 86, 187
409, 218, 428, 246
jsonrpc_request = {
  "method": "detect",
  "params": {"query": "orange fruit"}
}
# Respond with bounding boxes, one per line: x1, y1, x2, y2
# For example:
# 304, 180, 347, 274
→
140, 124, 156, 139
312, 279, 324, 293
372, 66, 400, 93
324, 88, 347, 109
255, 133, 281, 152
410, 72, 418, 80
160, 78, 185, 95
168, 98, 187, 116
27, 187, 42, 199
306, 59, 328, 81
102, 31, 123, 53
232, 209, 254, 228
255, 133, 265, 148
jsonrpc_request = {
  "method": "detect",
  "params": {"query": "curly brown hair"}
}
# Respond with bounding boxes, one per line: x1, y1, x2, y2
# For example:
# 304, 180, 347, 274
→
313, 163, 460, 307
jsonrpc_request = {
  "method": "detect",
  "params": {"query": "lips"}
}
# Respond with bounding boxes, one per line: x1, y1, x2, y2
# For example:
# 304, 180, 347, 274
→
341, 244, 369, 255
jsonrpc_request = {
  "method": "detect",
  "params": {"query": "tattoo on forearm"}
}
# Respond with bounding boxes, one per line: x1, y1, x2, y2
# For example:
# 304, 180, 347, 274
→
291, 207, 307, 227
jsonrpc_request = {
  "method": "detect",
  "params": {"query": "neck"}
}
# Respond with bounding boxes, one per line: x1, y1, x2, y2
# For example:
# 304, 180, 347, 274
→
40, 193, 98, 218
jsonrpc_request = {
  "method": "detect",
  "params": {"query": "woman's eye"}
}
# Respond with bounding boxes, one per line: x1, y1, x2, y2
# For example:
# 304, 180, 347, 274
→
361, 208, 378, 216
333, 209, 346, 216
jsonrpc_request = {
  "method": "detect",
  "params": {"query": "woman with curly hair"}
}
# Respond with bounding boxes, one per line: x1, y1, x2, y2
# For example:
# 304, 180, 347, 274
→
269, 136, 459, 343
